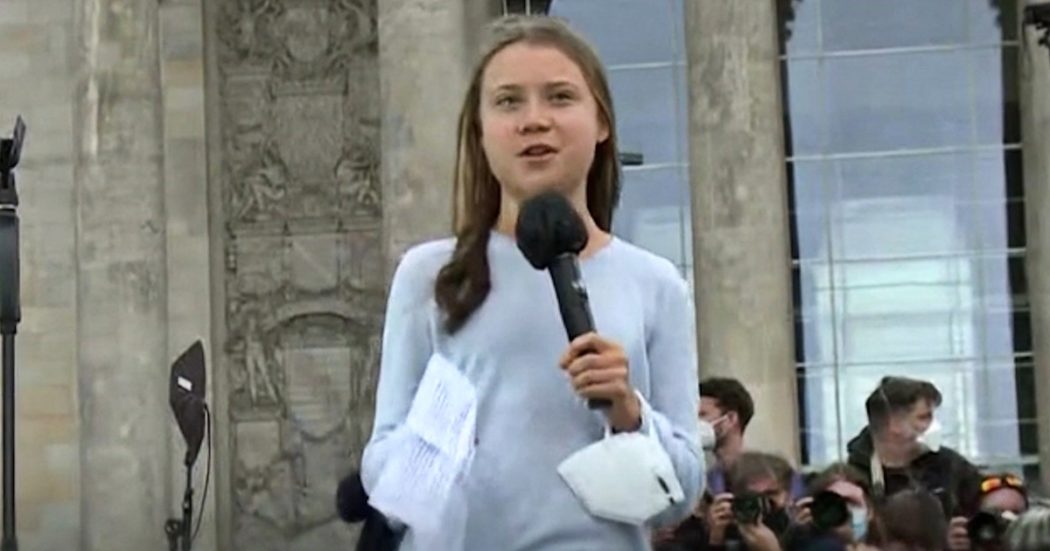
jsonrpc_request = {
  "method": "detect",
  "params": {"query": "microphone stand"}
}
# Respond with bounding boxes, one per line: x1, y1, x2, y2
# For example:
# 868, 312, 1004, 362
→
0, 117, 26, 551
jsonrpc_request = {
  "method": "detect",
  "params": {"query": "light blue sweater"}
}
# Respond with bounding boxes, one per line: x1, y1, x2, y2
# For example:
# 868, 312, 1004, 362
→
361, 232, 703, 550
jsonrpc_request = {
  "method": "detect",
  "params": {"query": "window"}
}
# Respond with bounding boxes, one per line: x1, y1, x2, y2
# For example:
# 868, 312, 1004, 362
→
503, 0, 693, 283
781, 0, 1036, 482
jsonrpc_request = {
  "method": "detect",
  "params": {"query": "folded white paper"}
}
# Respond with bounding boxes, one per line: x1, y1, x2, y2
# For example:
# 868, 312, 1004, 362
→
368, 353, 477, 549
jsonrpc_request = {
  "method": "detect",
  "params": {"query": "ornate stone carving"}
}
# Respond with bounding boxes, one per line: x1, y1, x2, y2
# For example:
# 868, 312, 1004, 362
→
211, 0, 381, 547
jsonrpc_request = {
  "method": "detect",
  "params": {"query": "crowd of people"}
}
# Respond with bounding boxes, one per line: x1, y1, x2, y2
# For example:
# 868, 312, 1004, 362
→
652, 376, 1050, 551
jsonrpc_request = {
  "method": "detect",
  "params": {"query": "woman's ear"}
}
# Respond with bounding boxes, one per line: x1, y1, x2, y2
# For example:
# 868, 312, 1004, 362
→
597, 117, 609, 144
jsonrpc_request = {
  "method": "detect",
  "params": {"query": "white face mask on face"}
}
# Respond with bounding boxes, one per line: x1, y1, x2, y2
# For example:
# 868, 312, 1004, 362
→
698, 420, 717, 451
849, 506, 869, 541
916, 418, 943, 453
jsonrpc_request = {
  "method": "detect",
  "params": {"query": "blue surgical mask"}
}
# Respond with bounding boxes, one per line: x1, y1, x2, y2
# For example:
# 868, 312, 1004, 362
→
850, 506, 868, 541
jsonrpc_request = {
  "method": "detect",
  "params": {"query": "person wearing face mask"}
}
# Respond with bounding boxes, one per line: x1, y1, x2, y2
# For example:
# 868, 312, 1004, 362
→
845, 376, 982, 550
699, 378, 805, 500
655, 451, 797, 550
784, 463, 874, 550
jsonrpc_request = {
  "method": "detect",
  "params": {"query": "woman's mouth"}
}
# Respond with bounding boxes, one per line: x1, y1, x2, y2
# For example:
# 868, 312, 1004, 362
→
519, 144, 558, 160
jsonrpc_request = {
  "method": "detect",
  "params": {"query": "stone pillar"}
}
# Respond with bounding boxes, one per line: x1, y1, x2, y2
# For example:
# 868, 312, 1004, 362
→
379, 0, 494, 272
684, 0, 800, 462
75, 0, 170, 548
1020, 18, 1050, 493
159, 0, 214, 548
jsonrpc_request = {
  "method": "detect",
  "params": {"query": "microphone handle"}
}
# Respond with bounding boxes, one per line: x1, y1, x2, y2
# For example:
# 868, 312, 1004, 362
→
548, 253, 611, 410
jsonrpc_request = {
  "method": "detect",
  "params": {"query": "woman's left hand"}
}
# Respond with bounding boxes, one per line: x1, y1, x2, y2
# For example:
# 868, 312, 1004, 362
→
559, 332, 641, 432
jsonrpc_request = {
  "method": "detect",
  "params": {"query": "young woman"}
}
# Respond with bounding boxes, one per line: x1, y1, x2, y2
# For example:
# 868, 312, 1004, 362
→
360, 15, 701, 550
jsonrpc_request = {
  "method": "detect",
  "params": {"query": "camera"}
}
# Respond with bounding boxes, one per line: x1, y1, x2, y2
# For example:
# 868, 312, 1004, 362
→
967, 511, 1017, 547
810, 490, 851, 533
732, 493, 771, 525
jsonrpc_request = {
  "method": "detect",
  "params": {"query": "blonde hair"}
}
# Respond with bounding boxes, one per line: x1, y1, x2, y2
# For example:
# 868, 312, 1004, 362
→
435, 15, 621, 333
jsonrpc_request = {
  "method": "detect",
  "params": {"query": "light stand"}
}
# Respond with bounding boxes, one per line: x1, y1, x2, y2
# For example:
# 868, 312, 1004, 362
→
164, 341, 210, 551
0, 117, 26, 551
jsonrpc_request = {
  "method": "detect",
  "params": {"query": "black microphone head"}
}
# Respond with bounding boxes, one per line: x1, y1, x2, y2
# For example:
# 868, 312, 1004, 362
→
515, 191, 589, 269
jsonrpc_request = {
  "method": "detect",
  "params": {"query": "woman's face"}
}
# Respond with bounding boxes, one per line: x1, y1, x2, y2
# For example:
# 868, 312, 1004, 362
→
478, 42, 608, 208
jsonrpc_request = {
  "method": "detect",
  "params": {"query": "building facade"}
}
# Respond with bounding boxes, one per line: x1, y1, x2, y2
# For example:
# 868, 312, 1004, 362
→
0, 0, 1048, 549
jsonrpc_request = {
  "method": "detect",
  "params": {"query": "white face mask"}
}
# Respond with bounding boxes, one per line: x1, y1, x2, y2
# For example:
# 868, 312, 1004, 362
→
557, 427, 684, 525
698, 420, 717, 451
850, 506, 869, 541
916, 418, 943, 452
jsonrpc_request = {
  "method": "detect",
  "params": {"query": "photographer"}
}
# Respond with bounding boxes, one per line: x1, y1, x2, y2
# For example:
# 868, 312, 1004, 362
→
965, 473, 1029, 551
785, 463, 874, 550
700, 378, 804, 499
701, 452, 798, 550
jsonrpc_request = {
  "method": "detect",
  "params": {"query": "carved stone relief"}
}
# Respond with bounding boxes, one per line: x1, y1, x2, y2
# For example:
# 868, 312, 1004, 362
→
211, 0, 381, 547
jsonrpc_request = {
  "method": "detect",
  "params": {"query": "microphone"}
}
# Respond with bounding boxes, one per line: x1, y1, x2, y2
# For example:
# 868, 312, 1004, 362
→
515, 191, 610, 410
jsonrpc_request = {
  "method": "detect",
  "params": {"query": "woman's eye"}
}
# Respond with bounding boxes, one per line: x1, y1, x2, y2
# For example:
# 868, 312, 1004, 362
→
496, 96, 519, 107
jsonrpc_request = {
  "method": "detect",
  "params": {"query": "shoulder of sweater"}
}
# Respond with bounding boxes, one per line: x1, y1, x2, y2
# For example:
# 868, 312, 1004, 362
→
395, 238, 456, 279
609, 235, 688, 298
607, 237, 689, 292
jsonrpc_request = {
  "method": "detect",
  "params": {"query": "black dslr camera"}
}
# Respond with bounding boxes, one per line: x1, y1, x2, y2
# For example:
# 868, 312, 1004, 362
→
810, 491, 851, 533
732, 492, 772, 525
967, 511, 1016, 549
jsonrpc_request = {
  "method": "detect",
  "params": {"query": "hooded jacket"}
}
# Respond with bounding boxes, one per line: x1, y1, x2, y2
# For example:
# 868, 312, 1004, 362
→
846, 426, 983, 518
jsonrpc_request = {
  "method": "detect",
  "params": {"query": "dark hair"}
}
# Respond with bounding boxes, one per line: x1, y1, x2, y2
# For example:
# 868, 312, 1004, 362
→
870, 489, 948, 550
864, 376, 942, 433
727, 452, 794, 494
699, 377, 755, 431
807, 462, 871, 499
433, 15, 621, 333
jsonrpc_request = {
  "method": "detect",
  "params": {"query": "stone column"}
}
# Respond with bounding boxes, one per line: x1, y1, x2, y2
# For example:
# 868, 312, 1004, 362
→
684, 0, 800, 462
159, 0, 214, 548
379, 0, 497, 274
75, 0, 170, 548
1020, 17, 1050, 493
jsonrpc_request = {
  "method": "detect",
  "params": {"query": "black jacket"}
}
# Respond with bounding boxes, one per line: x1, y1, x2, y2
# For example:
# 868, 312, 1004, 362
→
846, 427, 982, 518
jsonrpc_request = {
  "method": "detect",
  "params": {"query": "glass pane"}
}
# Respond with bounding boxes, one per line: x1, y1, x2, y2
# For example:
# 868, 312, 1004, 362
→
783, 60, 824, 156
781, 0, 822, 56
823, 154, 970, 258
824, 51, 973, 153
976, 254, 1027, 311
789, 161, 829, 261
549, 0, 678, 66
973, 149, 1023, 202
975, 47, 1020, 145
974, 47, 1016, 144
608, 66, 680, 165
614, 167, 687, 266
821, 0, 967, 52
971, 0, 1019, 43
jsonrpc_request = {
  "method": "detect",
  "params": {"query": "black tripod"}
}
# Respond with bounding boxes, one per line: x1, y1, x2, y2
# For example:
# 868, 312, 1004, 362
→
0, 118, 26, 551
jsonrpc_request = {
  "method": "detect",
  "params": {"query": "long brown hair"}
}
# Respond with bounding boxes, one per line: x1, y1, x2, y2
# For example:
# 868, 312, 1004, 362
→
434, 15, 621, 334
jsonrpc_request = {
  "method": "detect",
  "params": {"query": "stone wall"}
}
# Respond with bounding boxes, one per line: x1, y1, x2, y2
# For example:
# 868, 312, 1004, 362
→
203, 0, 384, 548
